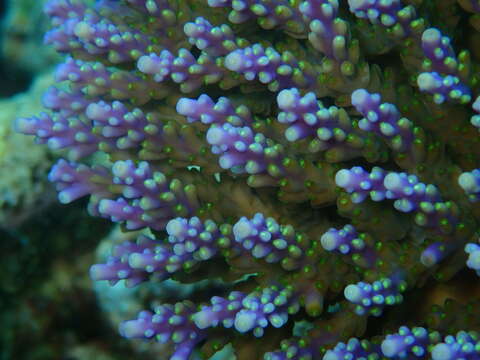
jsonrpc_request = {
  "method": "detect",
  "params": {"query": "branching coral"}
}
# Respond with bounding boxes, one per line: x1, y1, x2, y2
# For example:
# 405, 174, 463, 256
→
15, 0, 480, 359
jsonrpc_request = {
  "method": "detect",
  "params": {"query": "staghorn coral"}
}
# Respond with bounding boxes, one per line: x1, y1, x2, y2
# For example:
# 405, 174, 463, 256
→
14, 0, 480, 359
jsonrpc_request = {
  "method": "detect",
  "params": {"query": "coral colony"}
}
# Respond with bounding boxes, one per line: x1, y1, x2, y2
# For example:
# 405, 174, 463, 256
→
14, 0, 480, 359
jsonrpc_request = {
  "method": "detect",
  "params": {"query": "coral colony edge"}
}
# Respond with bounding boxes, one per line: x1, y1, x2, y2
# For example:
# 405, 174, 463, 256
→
14, 0, 480, 359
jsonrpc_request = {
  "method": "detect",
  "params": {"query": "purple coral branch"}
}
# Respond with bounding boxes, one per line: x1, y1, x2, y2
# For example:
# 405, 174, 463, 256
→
176, 94, 253, 126
98, 160, 199, 229
45, 2, 150, 63
184, 17, 240, 57
324, 337, 379, 360
465, 243, 480, 276
120, 302, 205, 360
320, 224, 377, 267
233, 213, 304, 266
277, 88, 353, 143
300, 0, 350, 60
207, 0, 305, 34
91, 216, 229, 286
458, 168, 480, 202
137, 49, 224, 92
417, 72, 471, 104
192, 286, 299, 337
421, 28, 460, 76
335, 166, 459, 232
470, 96, 480, 131
224, 44, 316, 91
344, 276, 406, 316
351, 89, 415, 153
347, 0, 416, 37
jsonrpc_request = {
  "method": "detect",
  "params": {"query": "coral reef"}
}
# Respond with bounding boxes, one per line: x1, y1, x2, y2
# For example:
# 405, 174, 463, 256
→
15, 0, 480, 359
0, 72, 56, 227
0, 196, 116, 359
0, 0, 60, 97
0, 0, 69, 75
